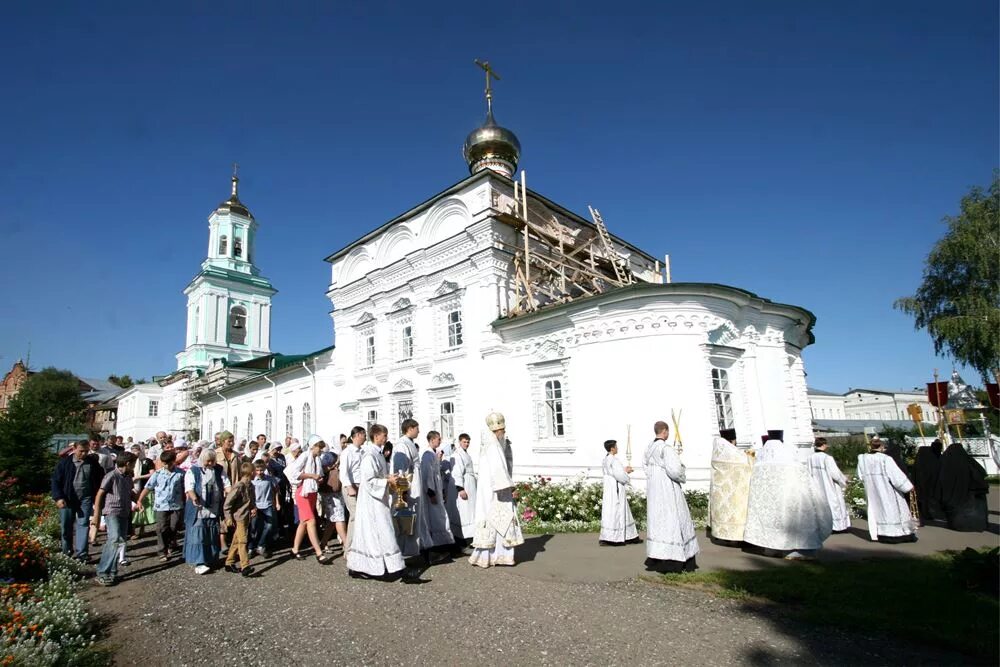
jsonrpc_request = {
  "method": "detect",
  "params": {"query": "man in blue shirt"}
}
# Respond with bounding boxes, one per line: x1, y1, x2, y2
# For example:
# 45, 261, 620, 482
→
136, 451, 186, 561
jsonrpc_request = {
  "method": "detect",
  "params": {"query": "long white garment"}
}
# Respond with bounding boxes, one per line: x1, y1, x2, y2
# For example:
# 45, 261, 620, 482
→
390, 436, 422, 557
857, 453, 915, 540
345, 443, 406, 577
439, 453, 464, 542
451, 447, 477, 538
600, 454, 638, 543
744, 440, 833, 551
709, 437, 753, 542
418, 449, 454, 547
643, 439, 700, 562
808, 451, 851, 532
469, 431, 524, 568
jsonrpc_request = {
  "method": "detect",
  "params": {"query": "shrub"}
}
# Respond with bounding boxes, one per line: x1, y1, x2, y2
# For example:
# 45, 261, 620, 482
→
826, 439, 868, 471
845, 475, 867, 519
0, 528, 48, 581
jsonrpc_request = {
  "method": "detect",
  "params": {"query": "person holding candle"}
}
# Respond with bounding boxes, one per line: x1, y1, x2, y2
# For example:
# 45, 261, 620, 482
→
599, 439, 639, 546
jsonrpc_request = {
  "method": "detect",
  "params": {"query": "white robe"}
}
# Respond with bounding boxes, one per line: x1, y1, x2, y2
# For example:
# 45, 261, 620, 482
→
808, 451, 851, 532
600, 454, 638, 543
857, 452, 915, 540
439, 453, 464, 542
744, 440, 833, 551
469, 431, 524, 568
390, 436, 422, 557
644, 439, 700, 562
451, 447, 477, 538
345, 443, 405, 577
418, 449, 454, 548
709, 437, 753, 542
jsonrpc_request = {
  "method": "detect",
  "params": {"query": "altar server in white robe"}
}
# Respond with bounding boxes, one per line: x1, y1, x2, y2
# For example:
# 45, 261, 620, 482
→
857, 439, 917, 543
390, 419, 423, 559
438, 441, 464, 545
346, 424, 406, 579
709, 429, 753, 544
451, 433, 477, 546
600, 439, 639, 545
744, 431, 833, 558
809, 437, 851, 533
644, 421, 700, 573
469, 413, 524, 568
418, 431, 456, 552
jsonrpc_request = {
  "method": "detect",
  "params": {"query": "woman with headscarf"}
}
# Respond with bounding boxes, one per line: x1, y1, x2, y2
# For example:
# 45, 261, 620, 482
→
183, 448, 230, 574
857, 439, 916, 543
912, 440, 944, 524
285, 435, 331, 563
937, 442, 989, 532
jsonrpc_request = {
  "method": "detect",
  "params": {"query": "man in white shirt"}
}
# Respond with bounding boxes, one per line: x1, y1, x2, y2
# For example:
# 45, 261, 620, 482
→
340, 426, 365, 551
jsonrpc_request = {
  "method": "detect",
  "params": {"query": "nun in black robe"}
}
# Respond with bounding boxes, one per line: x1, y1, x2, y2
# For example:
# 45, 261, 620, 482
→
912, 440, 944, 523
937, 442, 989, 532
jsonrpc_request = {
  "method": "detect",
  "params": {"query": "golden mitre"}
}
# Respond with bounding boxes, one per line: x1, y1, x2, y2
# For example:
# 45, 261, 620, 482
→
485, 411, 506, 431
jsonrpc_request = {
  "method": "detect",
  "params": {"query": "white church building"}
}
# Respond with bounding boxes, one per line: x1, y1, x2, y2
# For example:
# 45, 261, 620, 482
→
116, 84, 817, 489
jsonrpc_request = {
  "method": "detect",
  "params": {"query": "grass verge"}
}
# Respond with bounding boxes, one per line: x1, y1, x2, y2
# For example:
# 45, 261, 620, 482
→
659, 549, 998, 662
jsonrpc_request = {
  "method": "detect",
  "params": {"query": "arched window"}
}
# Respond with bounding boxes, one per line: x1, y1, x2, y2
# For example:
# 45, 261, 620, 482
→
247, 413, 254, 441
219, 235, 228, 255
228, 306, 247, 345
218, 418, 224, 435
302, 403, 312, 439
193, 306, 200, 343
265, 410, 272, 440
285, 405, 294, 438
234, 235, 243, 258
233, 416, 238, 438
440, 401, 455, 442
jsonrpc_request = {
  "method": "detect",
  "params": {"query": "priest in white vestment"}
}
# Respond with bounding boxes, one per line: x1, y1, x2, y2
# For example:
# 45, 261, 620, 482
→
451, 433, 477, 546
644, 421, 700, 573
599, 440, 639, 545
857, 440, 917, 543
345, 424, 407, 579
418, 431, 456, 551
390, 419, 423, 559
743, 433, 833, 557
469, 413, 524, 568
708, 430, 753, 544
809, 438, 851, 532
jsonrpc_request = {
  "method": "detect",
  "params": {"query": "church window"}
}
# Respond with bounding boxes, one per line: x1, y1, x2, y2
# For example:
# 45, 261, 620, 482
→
247, 413, 253, 441
234, 235, 243, 258
219, 235, 228, 255
302, 403, 312, 439
366, 409, 378, 434
440, 401, 455, 442
265, 410, 272, 440
447, 309, 463, 348
711, 368, 734, 431
219, 418, 224, 435
233, 416, 238, 438
148, 400, 159, 418
365, 334, 376, 367
193, 306, 200, 343
285, 406, 294, 438
228, 306, 247, 345
397, 400, 413, 438
544, 380, 564, 437
400, 325, 413, 361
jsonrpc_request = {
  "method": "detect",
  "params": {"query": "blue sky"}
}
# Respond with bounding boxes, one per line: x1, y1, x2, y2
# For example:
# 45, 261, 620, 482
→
1, 2, 996, 391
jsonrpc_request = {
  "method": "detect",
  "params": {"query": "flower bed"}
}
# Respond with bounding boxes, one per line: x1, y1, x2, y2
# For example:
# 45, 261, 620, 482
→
845, 475, 867, 519
514, 475, 708, 534
0, 492, 104, 666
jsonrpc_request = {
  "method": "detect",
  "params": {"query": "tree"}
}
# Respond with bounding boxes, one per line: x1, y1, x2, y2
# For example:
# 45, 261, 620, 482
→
0, 367, 87, 492
895, 173, 1000, 382
108, 374, 134, 388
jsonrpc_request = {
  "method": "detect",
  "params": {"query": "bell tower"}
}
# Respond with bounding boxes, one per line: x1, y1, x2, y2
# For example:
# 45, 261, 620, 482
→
176, 167, 277, 371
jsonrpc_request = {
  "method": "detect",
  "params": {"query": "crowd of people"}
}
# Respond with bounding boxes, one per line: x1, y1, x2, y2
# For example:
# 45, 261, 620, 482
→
50, 416, 991, 586
50, 411, 523, 585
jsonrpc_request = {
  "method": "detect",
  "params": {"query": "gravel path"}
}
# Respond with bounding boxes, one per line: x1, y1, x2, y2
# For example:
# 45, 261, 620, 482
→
82, 532, 979, 666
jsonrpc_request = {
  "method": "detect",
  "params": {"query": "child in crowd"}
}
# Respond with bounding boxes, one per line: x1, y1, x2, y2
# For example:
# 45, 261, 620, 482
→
248, 459, 280, 558
223, 462, 257, 576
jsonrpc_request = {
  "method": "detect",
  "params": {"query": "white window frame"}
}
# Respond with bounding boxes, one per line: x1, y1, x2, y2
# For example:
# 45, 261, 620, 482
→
395, 398, 414, 440
544, 380, 565, 437
400, 324, 414, 361
429, 284, 465, 357
446, 309, 463, 348
148, 400, 159, 417
712, 367, 735, 431
439, 400, 455, 442
264, 410, 272, 440
302, 402, 312, 439
247, 413, 254, 441
233, 416, 238, 438
530, 358, 573, 453
285, 405, 294, 438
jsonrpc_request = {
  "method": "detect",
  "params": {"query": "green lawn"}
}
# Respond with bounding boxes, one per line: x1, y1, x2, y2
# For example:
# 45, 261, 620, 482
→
660, 550, 998, 662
